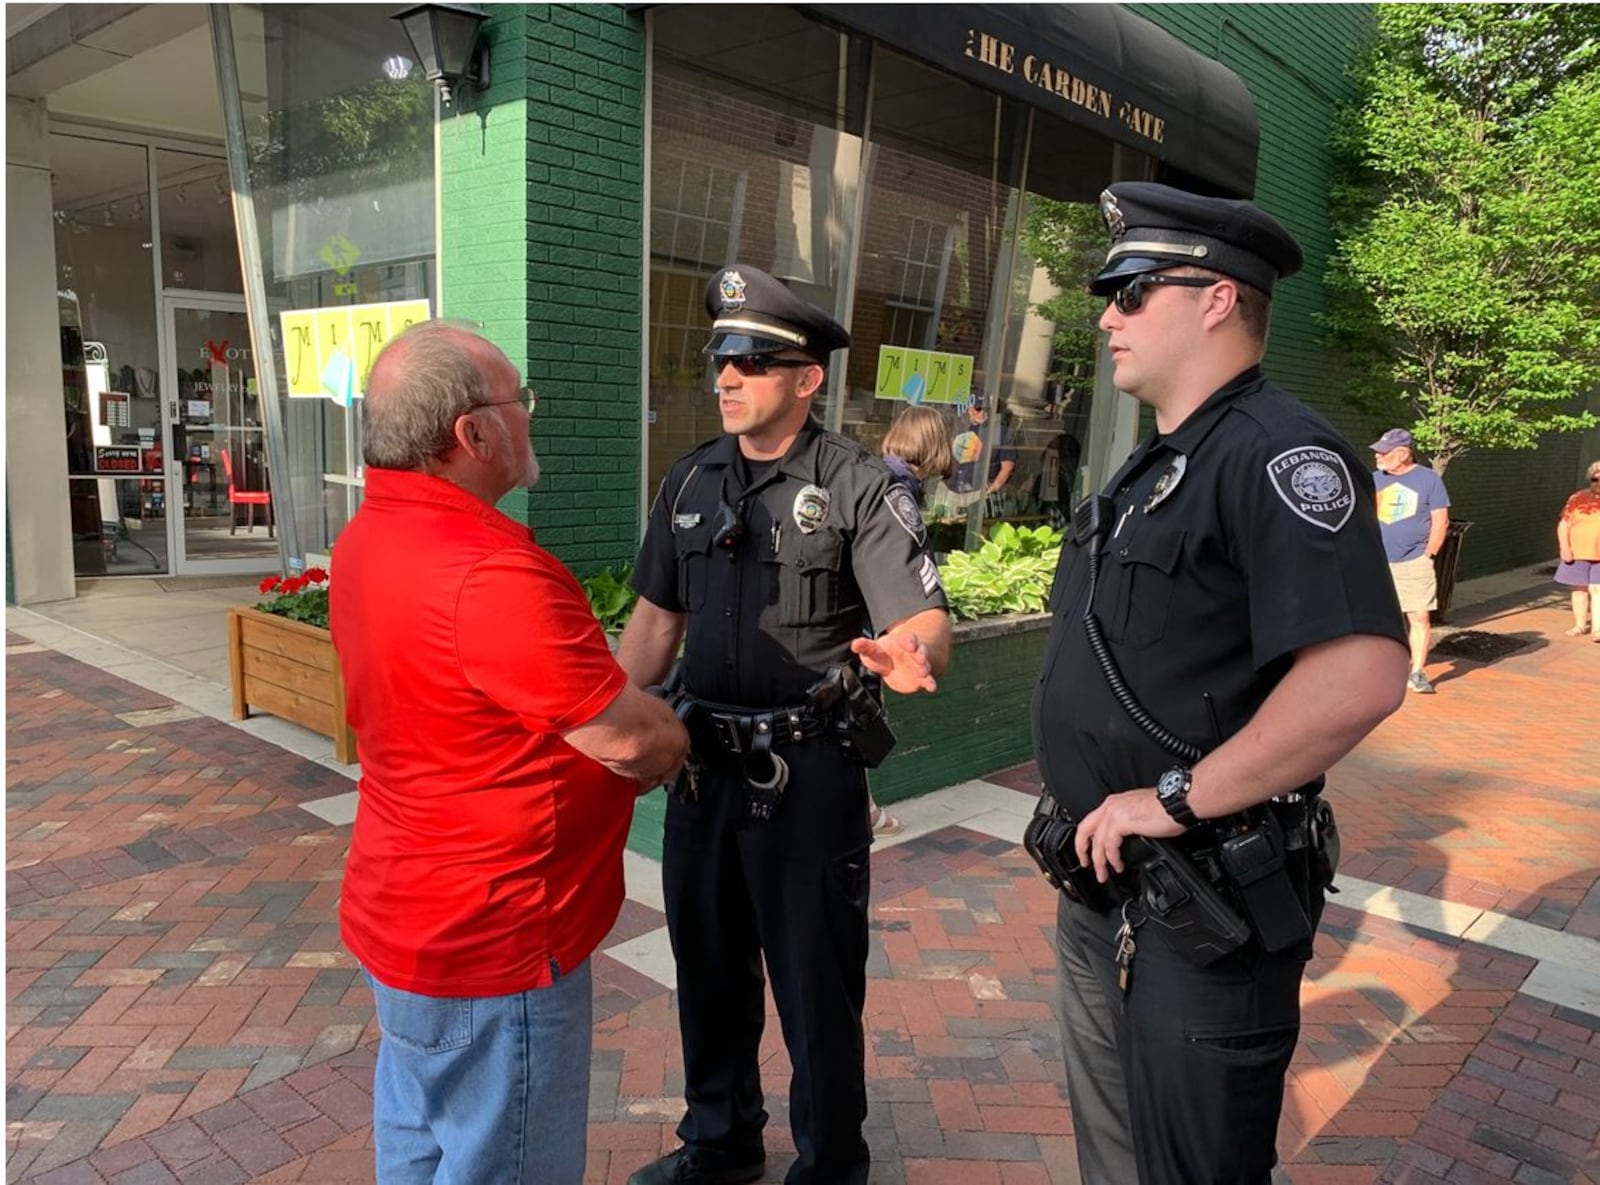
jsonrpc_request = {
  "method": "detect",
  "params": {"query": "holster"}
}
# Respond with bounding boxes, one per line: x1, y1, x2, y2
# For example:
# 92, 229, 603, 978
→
807, 665, 897, 768
1023, 795, 1252, 966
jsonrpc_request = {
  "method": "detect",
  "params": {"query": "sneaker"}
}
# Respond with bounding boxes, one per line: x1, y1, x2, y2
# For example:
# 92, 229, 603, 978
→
1407, 670, 1436, 694
627, 1147, 765, 1185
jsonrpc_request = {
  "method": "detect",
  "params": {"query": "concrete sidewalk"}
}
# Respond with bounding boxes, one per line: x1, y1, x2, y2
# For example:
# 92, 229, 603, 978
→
7, 569, 1600, 1184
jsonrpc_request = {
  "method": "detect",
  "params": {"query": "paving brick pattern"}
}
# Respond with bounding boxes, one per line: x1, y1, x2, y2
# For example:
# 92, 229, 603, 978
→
9, 601, 1600, 1183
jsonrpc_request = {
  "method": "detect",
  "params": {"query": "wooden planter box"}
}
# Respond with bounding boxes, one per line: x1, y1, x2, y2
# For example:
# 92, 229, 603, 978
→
228, 607, 357, 763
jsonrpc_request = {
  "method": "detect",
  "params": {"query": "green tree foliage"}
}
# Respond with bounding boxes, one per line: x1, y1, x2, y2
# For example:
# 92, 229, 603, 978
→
1018, 198, 1106, 385
1326, 4, 1600, 475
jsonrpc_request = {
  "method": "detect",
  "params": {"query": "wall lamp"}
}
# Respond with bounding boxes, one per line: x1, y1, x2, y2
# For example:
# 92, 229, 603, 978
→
392, 3, 490, 105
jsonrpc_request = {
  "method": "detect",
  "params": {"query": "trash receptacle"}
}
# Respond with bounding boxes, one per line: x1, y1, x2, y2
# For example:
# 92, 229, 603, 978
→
1431, 520, 1472, 624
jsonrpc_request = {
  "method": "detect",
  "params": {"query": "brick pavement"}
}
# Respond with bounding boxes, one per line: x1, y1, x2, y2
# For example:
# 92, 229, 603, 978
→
7, 598, 1599, 1184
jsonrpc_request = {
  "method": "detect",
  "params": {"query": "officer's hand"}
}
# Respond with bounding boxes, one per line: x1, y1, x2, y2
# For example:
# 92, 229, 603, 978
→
850, 632, 936, 694
1074, 789, 1186, 883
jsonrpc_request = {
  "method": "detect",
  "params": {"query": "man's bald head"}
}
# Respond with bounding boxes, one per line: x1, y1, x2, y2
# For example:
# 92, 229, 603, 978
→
362, 321, 506, 471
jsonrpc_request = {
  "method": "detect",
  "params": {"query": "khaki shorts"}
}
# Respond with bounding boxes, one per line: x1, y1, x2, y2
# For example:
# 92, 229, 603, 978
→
1389, 555, 1438, 614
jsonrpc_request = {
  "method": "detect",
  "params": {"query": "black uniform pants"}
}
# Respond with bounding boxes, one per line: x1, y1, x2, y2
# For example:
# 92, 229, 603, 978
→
663, 740, 872, 1185
1053, 890, 1316, 1185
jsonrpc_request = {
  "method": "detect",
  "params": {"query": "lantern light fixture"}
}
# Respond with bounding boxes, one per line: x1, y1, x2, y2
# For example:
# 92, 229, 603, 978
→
391, 4, 489, 105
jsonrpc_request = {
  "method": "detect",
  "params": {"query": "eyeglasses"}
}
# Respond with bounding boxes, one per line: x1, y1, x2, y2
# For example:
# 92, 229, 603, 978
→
471, 387, 539, 416
714, 354, 816, 377
1106, 274, 1220, 314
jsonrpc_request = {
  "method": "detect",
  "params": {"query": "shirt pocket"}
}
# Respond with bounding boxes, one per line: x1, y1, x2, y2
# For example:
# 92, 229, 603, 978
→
769, 530, 845, 626
674, 523, 715, 612
1105, 525, 1185, 649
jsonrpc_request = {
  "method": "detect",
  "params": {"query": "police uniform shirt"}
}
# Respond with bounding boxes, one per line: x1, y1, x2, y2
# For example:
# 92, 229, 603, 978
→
1030, 367, 1406, 820
634, 419, 948, 706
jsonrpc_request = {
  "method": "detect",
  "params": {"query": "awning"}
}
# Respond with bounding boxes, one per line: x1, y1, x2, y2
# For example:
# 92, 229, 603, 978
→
806, 4, 1260, 197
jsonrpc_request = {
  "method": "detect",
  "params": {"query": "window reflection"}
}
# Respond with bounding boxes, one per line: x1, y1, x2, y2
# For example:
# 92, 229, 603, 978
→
221, 3, 436, 554
646, 6, 860, 493
155, 150, 242, 291
844, 50, 1019, 554
643, 10, 1153, 552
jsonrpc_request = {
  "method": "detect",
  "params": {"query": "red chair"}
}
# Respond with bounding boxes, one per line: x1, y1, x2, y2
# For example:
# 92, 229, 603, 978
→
220, 447, 273, 537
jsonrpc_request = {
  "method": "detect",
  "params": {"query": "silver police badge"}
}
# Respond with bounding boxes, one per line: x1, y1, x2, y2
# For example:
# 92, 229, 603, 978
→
1100, 190, 1126, 240
793, 484, 831, 534
719, 270, 747, 310
883, 485, 927, 546
1146, 455, 1187, 512
1266, 446, 1355, 533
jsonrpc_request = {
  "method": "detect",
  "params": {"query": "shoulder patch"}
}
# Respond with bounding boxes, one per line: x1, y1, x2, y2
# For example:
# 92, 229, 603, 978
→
883, 485, 927, 546
1266, 446, 1355, 533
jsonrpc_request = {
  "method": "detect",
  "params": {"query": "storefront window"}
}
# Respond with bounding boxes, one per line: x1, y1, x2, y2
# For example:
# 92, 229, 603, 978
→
1008, 114, 1154, 529
643, 11, 1157, 553
843, 49, 1026, 554
646, 5, 864, 493
218, 3, 436, 559
53, 133, 163, 576
155, 149, 242, 292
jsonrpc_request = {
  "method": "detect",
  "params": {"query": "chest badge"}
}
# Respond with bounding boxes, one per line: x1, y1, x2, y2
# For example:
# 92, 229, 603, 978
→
673, 513, 703, 530
793, 484, 831, 534
1145, 455, 1188, 512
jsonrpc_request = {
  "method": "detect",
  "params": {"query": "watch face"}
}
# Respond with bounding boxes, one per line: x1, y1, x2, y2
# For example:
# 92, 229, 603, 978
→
1158, 769, 1187, 800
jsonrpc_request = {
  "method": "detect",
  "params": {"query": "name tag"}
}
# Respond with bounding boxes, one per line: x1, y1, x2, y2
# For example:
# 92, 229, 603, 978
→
673, 513, 703, 529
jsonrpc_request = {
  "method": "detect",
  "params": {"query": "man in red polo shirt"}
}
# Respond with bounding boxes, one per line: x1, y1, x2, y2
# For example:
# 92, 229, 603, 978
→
332, 321, 688, 1185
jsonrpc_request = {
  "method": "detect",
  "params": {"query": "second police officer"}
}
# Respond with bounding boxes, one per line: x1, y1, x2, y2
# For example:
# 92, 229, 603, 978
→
1026, 184, 1409, 1184
617, 265, 952, 1185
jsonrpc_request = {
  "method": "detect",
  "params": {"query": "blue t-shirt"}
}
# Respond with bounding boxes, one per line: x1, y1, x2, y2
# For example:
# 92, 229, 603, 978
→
950, 417, 1017, 493
1374, 465, 1450, 562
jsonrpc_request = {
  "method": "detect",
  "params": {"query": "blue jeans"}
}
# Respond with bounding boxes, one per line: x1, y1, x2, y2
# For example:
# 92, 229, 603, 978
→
365, 959, 593, 1185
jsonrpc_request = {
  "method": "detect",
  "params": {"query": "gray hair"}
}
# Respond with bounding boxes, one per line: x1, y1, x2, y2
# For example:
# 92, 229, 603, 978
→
362, 319, 491, 470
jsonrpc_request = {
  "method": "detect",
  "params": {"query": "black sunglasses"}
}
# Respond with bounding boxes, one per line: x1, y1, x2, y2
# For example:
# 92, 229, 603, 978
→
714, 354, 816, 377
1106, 274, 1220, 314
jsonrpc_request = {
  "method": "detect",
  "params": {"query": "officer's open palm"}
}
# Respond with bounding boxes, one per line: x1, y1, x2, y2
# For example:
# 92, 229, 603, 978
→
851, 632, 936, 695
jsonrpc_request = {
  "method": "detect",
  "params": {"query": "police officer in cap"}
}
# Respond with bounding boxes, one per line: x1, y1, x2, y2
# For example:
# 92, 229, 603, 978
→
1028, 183, 1408, 1183
619, 265, 952, 1185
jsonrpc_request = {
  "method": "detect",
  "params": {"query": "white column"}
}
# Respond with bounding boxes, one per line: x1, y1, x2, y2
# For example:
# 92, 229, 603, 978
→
6, 97, 76, 604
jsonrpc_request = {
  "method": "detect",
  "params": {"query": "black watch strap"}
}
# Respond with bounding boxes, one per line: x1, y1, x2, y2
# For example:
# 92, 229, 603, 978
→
1158, 767, 1201, 829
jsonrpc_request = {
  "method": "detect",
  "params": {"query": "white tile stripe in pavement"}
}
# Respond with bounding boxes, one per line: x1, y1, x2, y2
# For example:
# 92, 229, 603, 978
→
9, 606, 1597, 1017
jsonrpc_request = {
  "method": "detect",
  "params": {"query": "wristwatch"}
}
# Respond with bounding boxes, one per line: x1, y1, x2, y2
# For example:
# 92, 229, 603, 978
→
1156, 766, 1201, 829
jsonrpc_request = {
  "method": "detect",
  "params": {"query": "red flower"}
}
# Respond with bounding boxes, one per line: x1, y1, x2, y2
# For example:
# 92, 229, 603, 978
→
304, 567, 329, 584
280, 577, 306, 595
259, 576, 281, 593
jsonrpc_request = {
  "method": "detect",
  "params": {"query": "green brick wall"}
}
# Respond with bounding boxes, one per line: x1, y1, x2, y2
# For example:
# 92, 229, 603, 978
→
1133, 4, 1590, 578
440, 4, 645, 576
1131, 6, 1373, 435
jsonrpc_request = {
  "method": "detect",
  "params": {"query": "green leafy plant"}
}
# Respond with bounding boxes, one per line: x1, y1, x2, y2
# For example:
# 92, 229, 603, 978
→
940, 522, 1062, 621
257, 568, 330, 630
581, 564, 638, 635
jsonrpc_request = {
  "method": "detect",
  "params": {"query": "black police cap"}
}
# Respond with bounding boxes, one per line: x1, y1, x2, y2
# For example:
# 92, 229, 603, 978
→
703, 264, 851, 361
1088, 182, 1304, 297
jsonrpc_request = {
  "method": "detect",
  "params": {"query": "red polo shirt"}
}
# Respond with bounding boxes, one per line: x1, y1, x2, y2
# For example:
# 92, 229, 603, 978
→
331, 468, 633, 997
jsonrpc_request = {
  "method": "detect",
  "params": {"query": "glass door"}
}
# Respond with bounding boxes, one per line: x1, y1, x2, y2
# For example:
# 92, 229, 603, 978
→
161, 296, 280, 574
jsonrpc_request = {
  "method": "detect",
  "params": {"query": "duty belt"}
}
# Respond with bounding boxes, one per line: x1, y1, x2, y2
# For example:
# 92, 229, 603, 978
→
685, 698, 830, 756
673, 694, 833, 821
